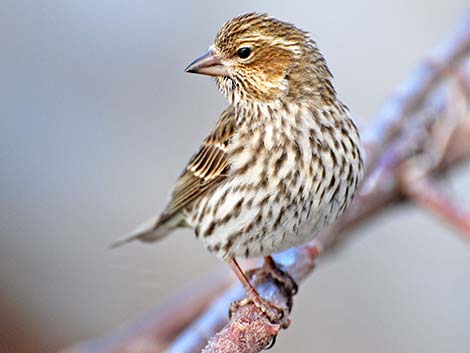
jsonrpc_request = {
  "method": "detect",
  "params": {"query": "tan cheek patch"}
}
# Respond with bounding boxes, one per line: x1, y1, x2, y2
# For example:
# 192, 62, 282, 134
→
255, 47, 293, 84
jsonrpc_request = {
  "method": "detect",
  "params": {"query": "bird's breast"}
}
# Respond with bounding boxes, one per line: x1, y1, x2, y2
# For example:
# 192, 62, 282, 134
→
190, 104, 362, 259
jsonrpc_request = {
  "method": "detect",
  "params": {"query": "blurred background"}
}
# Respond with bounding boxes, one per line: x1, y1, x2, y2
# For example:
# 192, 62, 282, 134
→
1, 1, 469, 352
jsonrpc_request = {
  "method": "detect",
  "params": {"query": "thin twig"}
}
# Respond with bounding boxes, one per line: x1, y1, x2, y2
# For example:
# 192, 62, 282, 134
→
401, 174, 470, 238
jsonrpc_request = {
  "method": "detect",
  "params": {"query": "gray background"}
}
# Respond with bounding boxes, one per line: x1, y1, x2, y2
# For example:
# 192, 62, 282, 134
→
1, 1, 469, 352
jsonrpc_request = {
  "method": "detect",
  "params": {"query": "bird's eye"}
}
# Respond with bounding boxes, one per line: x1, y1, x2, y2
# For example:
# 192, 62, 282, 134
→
237, 47, 252, 59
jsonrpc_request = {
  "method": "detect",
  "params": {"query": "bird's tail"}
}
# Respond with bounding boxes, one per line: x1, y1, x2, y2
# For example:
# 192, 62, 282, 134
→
109, 213, 182, 249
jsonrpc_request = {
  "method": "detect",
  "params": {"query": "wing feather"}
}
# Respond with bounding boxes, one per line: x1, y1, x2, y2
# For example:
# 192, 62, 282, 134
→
160, 106, 236, 219
109, 107, 237, 248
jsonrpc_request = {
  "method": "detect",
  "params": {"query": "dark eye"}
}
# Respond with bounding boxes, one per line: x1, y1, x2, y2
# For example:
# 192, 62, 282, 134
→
237, 47, 252, 59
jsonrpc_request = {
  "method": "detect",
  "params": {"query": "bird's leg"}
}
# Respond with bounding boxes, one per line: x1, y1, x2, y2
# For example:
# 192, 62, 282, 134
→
245, 256, 298, 295
263, 256, 298, 296
227, 257, 289, 328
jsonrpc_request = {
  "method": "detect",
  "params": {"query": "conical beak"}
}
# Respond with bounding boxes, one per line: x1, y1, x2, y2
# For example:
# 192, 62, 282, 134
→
185, 49, 229, 77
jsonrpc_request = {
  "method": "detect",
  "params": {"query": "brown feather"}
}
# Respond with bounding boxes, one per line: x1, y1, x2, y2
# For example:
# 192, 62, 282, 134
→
160, 106, 236, 220
109, 106, 237, 248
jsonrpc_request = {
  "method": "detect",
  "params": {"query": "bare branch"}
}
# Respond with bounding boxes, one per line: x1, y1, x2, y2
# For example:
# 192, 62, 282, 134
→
401, 174, 470, 238
60, 273, 233, 353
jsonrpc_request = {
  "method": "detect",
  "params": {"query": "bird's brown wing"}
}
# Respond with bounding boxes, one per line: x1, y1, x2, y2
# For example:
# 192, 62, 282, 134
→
160, 105, 236, 221
109, 106, 237, 248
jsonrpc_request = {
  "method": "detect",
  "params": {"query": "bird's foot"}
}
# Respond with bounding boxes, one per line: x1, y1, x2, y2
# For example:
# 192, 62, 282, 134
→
229, 296, 291, 329
245, 257, 298, 297
226, 257, 293, 330
262, 256, 298, 296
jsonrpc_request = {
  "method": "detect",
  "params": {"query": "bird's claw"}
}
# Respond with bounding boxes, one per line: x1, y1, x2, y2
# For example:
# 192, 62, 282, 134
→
229, 296, 291, 329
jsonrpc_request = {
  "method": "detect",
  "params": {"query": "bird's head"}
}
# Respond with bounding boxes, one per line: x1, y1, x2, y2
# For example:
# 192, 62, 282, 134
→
185, 13, 334, 105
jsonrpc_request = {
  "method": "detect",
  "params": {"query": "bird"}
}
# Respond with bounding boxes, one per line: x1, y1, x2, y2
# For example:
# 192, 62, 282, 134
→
111, 13, 363, 325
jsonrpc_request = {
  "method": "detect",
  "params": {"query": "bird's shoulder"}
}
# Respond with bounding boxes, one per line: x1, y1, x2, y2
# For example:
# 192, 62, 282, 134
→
160, 106, 238, 219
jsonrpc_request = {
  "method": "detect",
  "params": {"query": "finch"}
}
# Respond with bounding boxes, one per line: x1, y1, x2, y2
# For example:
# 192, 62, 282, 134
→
112, 13, 363, 324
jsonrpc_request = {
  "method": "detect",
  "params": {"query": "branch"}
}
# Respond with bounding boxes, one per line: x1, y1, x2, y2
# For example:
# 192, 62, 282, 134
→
401, 174, 470, 238
61, 273, 233, 353
398, 88, 470, 238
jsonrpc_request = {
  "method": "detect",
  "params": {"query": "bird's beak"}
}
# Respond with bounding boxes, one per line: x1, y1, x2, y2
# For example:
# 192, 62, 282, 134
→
185, 49, 229, 77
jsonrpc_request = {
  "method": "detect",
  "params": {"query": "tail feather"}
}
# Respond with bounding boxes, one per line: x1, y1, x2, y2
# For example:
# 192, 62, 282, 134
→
109, 214, 181, 249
